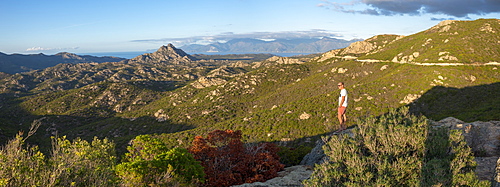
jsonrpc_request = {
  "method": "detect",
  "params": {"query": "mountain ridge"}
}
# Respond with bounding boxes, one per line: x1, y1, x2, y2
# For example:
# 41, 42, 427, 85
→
0, 52, 126, 74
181, 37, 361, 53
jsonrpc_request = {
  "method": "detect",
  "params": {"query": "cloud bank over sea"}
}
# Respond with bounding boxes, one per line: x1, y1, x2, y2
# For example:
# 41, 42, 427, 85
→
130, 30, 346, 47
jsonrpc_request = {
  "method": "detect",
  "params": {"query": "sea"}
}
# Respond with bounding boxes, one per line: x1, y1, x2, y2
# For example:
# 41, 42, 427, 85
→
80, 51, 315, 59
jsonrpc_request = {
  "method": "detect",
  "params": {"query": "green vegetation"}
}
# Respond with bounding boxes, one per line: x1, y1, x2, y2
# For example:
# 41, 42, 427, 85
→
0, 120, 117, 187
1, 108, 491, 186
0, 58, 498, 154
0, 18, 498, 186
116, 135, 204, 186
360, 19, 500, 63
304, 107, 490, 186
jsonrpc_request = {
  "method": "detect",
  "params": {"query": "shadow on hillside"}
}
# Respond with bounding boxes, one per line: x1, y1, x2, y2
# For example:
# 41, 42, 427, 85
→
409, 82, 500, 122
0, 95, 196, 155
32, 115, 196, 155
0, 93, 35, 144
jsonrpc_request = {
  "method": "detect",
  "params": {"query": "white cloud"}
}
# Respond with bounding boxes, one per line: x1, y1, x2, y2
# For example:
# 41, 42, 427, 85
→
130, 30, 344, 47
26, 47, 79, 52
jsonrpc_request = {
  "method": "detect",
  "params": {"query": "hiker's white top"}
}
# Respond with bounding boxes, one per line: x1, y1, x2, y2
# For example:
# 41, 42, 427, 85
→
339, 89, 348, 107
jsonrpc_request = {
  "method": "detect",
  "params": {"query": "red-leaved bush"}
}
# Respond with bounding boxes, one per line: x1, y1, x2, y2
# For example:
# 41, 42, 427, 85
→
189, 130, 284, 187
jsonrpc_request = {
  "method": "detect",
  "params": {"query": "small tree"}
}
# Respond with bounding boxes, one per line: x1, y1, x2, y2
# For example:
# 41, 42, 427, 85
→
49, 136, 118, 186
0, 133, 48, 186
189, 130, 284, 187
116, 135, 204, 186
0, 118, 118, 187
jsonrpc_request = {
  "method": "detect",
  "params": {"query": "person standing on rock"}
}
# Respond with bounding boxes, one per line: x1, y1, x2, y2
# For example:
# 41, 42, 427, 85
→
337, 82, 348, 132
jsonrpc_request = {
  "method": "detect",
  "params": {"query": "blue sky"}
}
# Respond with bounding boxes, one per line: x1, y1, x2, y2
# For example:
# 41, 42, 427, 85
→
1, 0, 499, 55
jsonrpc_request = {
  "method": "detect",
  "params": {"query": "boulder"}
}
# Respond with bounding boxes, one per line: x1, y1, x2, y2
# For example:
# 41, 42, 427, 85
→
434, 117, 500, 157
231, 165, 313, 187
300, 137, 327, 166
432, 117, 500, 182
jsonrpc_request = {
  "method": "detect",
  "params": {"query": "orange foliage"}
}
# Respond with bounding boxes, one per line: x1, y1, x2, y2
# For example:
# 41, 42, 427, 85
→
189, 130, 284, 187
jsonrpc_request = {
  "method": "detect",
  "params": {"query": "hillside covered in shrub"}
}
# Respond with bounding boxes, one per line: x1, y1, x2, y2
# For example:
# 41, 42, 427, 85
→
0, 19, 498, 186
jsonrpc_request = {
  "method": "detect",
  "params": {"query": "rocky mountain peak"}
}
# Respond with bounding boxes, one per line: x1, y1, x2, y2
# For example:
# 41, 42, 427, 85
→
156, 44, 190, 57
55, 52, 84, 60
129, 44, 197, 65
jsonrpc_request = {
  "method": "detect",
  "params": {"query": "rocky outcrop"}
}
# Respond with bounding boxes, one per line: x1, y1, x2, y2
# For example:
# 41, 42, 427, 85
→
432, 117, 500, 182
429, 20, 457, 33
231, 165, 313, 187
300, 137, 327, 166
129, 44, 197, 65
316, 49, 342, 62
266, 56, 304, 65
316, 41, 376, 62
400, 93, 421, 104
392, 52, 421, 63
206, 66, 245, 77
340, 41, 376, 55
300, 129, 355, 166
191, 77, 227, 89
433, 117, 500, 157
251, 56, 304, 68
154, 109, 169, 122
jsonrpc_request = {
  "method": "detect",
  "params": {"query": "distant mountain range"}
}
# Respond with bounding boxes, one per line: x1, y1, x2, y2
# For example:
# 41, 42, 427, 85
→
0, 52, 125, 74
180, 37, 361, 54
0, 38, 357, 74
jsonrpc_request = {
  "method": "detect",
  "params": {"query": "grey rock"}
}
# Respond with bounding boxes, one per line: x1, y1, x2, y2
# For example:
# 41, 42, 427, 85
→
231, 165, 313, 187
433, 117, 500, 183
299, 138, 327, 166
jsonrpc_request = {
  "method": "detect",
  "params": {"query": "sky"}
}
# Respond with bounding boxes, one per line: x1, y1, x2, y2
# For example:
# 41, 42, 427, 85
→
1, 0, 499, 55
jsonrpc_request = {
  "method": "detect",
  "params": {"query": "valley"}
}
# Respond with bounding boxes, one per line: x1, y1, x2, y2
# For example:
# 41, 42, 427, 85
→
0, 18, 499, 186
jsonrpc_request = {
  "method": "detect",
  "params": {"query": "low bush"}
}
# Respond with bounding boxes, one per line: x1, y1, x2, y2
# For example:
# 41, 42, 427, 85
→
189, 130, 284, 187
304, 107, 489, 186
116, 135, 204, 186
0, 119, 118, 187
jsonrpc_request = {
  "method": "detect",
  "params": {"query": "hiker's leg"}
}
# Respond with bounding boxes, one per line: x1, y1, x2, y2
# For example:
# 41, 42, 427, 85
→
338, 107, 346, 130
337, 108, 343, 128
342, 113, 347, 129
337, 111, 343, 126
